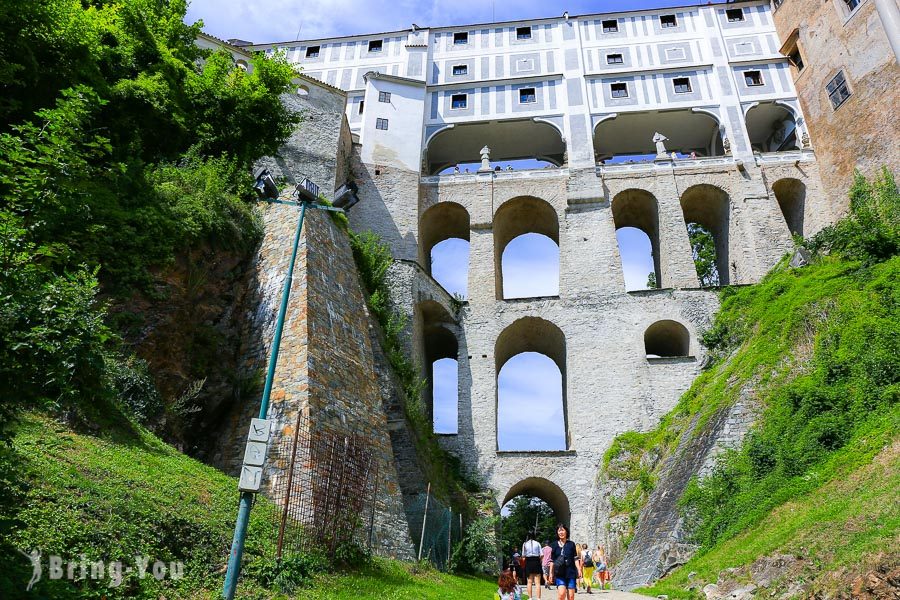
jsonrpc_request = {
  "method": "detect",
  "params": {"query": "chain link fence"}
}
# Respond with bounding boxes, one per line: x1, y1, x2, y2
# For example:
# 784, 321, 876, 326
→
404, 486, 463, 571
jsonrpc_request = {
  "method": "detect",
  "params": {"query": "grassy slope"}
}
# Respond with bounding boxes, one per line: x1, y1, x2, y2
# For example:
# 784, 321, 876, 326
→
0, 414, 495, 599
603, 255, 899, 598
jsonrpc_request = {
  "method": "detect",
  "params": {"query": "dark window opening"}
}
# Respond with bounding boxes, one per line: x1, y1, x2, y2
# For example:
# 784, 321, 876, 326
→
673, 77, 692, 93
375, 117, 389, 130
358, 100, 365, 114
826, 70, 851, 109
726, 8, 745, 22
519, 87, 536, 103
452, 64, 468, 76
844, 0, 861, 11
454, 32, 468, 45
451, 93, 468, 109
660, 14, 678, 28
788, 48, 804, 71
744, 70, 763, 86
611, 82, 629, 98
602, 19, 619, 33
516, 26, 532, 40
607, 53, 624, 64
378, 91, 391, 103
305, 45, 320, 58
368, 40, 383, 52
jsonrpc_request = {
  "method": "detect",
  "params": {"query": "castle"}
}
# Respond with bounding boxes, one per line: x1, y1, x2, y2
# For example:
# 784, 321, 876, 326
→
198, 0, 888, 586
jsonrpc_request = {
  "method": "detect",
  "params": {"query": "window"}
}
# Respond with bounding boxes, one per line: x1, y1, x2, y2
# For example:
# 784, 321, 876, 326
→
607, 53, 624, 64
451, 93, 468, 109
610, 82, 629, 98
602, 19, 619, 33
660, 14, 678, 28
378, 91, 391, 103
744, 70, 763, 86
516, 26, 532, 40
726, 8, 745, 22
519, 87, 536, 103
788, 48, 804, 71
826, 70, 851, 109
454, 32, 468, 45
358, 100, 365, 114
843, 0, 861, 12
673, 77, 692, 93
368, 40, 383, 52
773, 0, 784, 8
375, 117, 389, 130
452, 64, 468, 76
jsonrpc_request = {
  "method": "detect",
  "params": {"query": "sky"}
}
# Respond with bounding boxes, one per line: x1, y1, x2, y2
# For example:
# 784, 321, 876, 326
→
186, 0, 717, 44
182, 0, 685, 471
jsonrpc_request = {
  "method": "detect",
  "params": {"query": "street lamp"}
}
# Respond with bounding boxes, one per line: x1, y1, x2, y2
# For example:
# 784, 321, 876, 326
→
222, 169, 359, 600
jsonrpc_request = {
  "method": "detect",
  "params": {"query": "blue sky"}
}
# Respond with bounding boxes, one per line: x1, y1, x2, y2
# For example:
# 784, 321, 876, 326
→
184, 0, 692, 450
186, 0, 719, 44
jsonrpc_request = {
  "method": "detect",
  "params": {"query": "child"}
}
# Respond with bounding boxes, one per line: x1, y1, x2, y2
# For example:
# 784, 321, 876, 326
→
498, 569, 522, 600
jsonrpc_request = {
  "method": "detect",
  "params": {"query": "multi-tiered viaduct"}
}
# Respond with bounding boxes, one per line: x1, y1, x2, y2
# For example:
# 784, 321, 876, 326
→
212, 0, 835, 572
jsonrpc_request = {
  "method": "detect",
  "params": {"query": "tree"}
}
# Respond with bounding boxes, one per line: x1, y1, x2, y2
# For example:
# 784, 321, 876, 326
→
647, 271, 658, 289
499, 497, 557, 557
687, 223, 720, 286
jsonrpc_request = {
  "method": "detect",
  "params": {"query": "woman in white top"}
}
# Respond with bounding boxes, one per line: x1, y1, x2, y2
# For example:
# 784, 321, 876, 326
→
521, 530, 543, 599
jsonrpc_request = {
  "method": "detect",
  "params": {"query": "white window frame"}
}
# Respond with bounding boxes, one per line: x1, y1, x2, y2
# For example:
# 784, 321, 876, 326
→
368, 40, 383, 53
378, 91, 391, 103
452, 64, 468, 76
743, 69, 764, 87
375, 117, 389, 130
607, 53, 624, 65
453, 32, 468, 45
450, 93, 468, 110
660, 14, 678, 28
602, 19, 619, 33
726, 8, 745, 22
516, 26, 532, 40
673, 77, 692, 94
518, 87, 537, 104
610, 82, 629, 98
826, 70, 851, 109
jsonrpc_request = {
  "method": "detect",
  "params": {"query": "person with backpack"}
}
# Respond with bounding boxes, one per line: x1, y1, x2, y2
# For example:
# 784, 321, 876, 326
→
522, 530, 543, 599
580, 544, 595, 594
548, 524, 581, 600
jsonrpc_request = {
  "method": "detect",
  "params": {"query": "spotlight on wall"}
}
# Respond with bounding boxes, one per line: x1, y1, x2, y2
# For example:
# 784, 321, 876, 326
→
332, 181, 360, 211
295, 177, 321, 203
253, 168, 279, 199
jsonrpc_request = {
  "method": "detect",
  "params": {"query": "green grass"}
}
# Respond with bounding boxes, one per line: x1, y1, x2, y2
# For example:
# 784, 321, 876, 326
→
0, 414, 496, 599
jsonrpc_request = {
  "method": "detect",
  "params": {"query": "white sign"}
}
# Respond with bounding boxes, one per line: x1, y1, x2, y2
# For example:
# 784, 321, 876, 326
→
243, 440, 268, 467
248, 418, 271, 442
238, 465, 263, 492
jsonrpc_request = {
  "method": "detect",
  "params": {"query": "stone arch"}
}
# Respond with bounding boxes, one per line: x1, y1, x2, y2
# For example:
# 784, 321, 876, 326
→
418, 300, 459, 432
594, 109, 724, 161
612, 189, 662, 289
494, 196, 560, 300
644, 320, 690, 357
680, 184, 730, 285
419, 202, 470, 293
501, 477, 571, 527
745, 101, 800, 153
772, 178, 806, 238
495, 317, 567, 450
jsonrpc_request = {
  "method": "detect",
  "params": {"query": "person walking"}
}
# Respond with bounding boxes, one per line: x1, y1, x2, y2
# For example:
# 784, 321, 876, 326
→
541, 540, 553, 590
581, 544, 595, 594
548, 524, 580, 600
593, 545, 610, 590
522, 530, 543, 599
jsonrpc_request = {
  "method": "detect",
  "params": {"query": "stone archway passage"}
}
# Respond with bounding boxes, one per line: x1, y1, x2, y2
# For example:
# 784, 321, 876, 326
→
772, 178, 806, 238
680, 184, 730, 286
644, 320, 690, 358
745, 102, 799, 153
612, 189, 662, 289
502, 477, 572, 528
494, 196, 560, 300
419, 201, 470, 274
419, 300, 459, 432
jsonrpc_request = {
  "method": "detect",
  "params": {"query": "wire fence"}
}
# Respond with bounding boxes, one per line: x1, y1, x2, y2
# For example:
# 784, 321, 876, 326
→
405, 485, 463, 571
268, 412, 379, 560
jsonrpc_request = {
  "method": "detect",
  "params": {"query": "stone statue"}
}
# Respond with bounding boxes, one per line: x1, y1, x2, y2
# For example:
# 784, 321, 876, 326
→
723, 136, 731, 155
478, 145, 492, 172
801, 130, 810, 149
652, 132, 669, 159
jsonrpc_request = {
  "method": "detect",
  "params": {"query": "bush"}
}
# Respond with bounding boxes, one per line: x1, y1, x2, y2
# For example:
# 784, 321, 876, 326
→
450, 515, 498, 574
